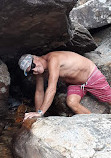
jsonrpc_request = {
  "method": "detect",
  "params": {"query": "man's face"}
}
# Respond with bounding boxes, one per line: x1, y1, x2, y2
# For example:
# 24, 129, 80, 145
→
27, 59, 44, 75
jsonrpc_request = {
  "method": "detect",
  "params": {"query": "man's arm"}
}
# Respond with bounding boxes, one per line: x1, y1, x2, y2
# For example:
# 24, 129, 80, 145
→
23, 74, 44, 121
40, 56, 60, 114
24, 56, 60, 120
35, 74, 44, 111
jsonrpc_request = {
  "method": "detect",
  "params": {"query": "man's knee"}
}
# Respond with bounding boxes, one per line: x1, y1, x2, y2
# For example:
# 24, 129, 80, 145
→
66, 94, 81, 109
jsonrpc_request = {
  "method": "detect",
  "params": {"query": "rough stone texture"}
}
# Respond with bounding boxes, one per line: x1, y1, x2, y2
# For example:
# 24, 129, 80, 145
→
81, 95, 110, 114
0, 60, 10, 117
13, 114, 111, 158
12, 119, 65, 158
70, 0, 111, 30
66, 22, 97, 54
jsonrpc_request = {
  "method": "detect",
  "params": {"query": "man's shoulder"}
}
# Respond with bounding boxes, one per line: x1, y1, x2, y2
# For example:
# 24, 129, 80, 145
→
45, 53, 59, 62
41, 53, 54, 60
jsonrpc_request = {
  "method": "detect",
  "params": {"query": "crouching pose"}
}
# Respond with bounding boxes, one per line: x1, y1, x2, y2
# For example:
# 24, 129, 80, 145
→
18, 51, 111, 120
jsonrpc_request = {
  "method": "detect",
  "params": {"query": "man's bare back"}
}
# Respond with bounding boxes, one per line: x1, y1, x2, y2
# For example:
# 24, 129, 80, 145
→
42, 51, 95, 85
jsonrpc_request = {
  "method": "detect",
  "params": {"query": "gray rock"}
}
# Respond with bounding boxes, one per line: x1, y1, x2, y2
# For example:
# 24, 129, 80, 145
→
13, 115, 111, 158
66, 21, 97, 54
0, 60, 10, 117
13, 125, 65, 158
81, 95, 110, 114
70, 0, 111, 29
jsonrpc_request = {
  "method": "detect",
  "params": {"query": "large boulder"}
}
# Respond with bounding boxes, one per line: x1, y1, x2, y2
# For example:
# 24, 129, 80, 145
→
66, 22, 97, 54
70, 0, 111, 30
13, 114, 111, 158
0, 0, 97, 60
0, 60, 10, 117
0, 0, 77, 57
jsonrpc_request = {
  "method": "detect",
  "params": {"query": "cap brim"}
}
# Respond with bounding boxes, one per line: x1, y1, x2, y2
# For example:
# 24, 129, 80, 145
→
24, 71, 28, 76
24, 60, 32, 76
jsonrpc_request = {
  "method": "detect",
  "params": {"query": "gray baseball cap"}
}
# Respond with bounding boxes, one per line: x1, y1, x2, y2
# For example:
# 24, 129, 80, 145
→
18, 54, 33, 76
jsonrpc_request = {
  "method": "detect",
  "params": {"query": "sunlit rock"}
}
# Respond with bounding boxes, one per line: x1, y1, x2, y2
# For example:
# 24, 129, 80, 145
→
70, 0, 111, 29
13, 114, 111, 158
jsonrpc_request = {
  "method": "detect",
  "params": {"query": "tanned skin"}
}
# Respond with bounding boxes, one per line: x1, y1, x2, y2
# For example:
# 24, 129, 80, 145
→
24, 51, 111, 120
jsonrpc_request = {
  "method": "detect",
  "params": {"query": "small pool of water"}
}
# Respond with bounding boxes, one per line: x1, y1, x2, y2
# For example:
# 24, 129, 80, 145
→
0, 99, 34, 158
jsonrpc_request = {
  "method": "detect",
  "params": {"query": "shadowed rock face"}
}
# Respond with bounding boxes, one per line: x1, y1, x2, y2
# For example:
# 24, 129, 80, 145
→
0, 0, 76, 53
0, 0, 97, 60
66, 22, 97, 54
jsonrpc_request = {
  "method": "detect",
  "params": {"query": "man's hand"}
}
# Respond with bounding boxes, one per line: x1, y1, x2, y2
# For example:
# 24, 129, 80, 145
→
23, 112, 42, 121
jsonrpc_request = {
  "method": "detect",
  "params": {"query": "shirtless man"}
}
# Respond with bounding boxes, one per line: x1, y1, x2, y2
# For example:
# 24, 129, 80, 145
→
18, 51, 111, 120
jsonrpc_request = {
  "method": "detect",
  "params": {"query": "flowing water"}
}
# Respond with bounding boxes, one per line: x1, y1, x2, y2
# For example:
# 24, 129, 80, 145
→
0, 98, 34, 158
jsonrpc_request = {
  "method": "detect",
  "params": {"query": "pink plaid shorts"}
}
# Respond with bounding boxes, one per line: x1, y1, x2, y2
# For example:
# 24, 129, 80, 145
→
67, 66, 111, 102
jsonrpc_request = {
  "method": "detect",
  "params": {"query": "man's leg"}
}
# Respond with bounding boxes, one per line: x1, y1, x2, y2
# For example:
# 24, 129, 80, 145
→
66, 94, 91, 114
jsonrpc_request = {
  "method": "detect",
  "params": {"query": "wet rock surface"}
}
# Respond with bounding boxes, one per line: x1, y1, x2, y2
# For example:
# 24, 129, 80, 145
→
0, 100, 34, 158
0, 109, 20, 158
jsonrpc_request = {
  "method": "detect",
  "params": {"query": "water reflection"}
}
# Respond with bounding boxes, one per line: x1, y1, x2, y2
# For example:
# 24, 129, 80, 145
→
0, 98, 34, 158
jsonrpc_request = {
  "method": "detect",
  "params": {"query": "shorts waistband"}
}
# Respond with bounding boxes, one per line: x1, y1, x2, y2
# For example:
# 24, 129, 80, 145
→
87, 66, 98, 82
81, 66, 97, 91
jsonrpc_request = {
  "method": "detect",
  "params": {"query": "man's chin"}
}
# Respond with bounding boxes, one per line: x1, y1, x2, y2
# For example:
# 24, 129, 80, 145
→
34, 69, 44, 75
40, 69, 44, 74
